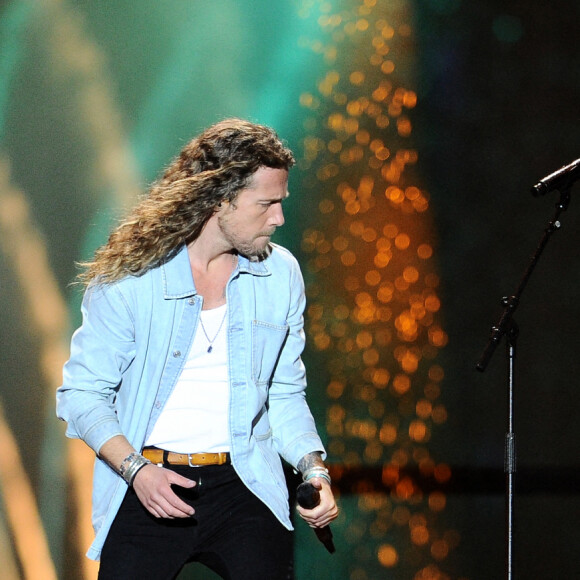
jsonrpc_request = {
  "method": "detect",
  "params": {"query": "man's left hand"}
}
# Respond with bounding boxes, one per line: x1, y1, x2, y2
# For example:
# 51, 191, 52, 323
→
296, 477, 338, 528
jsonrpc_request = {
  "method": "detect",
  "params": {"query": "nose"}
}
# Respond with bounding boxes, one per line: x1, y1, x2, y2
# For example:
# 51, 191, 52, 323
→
270, 203, 285, 227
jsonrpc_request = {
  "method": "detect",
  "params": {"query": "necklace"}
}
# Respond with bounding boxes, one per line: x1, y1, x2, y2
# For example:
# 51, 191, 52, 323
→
198, 306, 227, 353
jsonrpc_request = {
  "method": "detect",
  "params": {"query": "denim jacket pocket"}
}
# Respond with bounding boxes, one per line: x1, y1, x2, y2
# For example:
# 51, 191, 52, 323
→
251, 320, 289, 386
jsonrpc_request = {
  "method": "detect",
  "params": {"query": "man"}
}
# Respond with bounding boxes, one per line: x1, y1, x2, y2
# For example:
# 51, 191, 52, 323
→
57, 119, 338, 579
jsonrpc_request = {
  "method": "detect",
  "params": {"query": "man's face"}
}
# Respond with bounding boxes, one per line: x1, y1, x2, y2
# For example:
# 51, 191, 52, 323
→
217, 166, 288, 257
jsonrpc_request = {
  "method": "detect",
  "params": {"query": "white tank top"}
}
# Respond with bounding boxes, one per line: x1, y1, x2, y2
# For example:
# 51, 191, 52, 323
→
145, 304, 230, 453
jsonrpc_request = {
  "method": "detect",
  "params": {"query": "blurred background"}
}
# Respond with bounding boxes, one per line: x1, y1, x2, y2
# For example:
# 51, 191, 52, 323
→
1, 1, 579, 578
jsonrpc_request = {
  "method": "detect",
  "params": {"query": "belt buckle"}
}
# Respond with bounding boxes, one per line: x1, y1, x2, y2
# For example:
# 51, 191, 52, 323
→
187, 453, 199, 467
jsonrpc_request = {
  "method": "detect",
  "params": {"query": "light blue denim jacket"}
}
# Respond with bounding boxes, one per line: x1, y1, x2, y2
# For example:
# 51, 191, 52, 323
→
56, 243, 325, 560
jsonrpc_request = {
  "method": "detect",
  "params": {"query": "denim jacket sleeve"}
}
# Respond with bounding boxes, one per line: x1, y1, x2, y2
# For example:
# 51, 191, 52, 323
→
265, 249, 326, 468
56, 282, 135, 454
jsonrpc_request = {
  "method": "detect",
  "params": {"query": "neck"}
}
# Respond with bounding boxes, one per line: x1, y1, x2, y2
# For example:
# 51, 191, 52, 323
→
186, 216, 236, 271
187, 240, 237, 310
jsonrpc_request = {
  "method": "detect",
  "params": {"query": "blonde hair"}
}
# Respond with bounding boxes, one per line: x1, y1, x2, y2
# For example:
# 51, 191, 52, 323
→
78, 119, 294, 286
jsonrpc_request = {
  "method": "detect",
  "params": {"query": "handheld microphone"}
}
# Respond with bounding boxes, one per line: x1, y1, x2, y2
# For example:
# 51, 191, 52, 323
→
296, 482, 336, 554
531, 157, 580, 196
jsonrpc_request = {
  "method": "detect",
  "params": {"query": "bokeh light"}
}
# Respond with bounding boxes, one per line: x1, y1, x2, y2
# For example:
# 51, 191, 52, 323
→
295, 0, 455, 577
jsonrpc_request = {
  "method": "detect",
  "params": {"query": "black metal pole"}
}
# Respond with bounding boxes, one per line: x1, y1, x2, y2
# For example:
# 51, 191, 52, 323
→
476, 189, 569, 373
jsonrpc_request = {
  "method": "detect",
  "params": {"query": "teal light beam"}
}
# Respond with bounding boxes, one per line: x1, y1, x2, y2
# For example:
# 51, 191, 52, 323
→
0, 1, 35, 140
129, 0, 249, 180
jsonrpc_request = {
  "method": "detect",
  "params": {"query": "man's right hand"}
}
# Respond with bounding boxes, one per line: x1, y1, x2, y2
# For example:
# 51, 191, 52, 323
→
132, 463, 196, 519
98, 435, 196, 519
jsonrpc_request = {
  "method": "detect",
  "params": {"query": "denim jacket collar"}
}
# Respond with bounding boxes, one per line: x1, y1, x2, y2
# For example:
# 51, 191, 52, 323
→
161, 244, 271, 300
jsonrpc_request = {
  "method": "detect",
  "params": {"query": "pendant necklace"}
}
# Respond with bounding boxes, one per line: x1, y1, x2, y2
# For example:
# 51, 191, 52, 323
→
198, 306, 227, 353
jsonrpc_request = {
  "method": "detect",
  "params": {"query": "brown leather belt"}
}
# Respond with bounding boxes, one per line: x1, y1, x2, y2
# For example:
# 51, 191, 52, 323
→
142, 448, 230, 467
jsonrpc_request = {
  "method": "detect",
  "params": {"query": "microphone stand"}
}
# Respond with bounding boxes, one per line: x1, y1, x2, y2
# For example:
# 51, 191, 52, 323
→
476, 185, 572, 580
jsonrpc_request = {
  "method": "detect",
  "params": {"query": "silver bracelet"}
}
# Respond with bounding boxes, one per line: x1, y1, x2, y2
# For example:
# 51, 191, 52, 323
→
119, 452, 151, 485
303, 466, 331, 486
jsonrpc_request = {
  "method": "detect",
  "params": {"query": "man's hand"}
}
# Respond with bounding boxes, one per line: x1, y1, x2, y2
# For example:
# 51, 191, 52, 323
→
132, 463, 196, 519
296, 476, 338, 528
98, 435, 196, 519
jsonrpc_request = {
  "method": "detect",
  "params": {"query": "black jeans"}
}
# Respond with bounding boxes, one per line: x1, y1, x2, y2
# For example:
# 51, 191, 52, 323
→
98, 464, 293, 580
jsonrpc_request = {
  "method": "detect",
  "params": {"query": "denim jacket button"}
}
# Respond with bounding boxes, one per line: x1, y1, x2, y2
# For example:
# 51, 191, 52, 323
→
173, 350, 181, 357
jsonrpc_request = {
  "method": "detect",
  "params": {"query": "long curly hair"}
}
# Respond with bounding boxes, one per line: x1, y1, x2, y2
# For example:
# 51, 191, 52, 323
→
78, 118, 295, 286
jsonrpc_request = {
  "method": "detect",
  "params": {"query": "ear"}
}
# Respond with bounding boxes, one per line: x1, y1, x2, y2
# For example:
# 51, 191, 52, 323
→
213, 200, 229, 217
217, 199, 233, 211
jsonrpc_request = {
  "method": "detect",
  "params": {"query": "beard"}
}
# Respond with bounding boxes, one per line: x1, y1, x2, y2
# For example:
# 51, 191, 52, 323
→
217, 215, 275, 259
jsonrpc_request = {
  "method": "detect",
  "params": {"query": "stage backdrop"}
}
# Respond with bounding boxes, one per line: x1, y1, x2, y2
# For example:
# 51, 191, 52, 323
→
1, 1, 579, 579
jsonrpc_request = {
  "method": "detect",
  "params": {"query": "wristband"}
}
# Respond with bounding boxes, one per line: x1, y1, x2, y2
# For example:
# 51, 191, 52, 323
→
119, 452, 151, 485
303, 466, 331, 486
